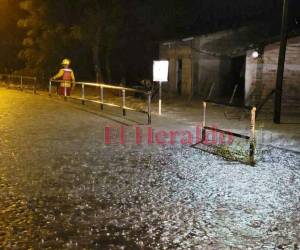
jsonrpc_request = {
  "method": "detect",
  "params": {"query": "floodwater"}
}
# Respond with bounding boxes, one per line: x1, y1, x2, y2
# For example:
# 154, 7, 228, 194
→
0, 89, 299, 249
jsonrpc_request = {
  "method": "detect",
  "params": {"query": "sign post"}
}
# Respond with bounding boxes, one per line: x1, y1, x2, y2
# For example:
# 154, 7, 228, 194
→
158, 81, 162, 115
153, 60, 169, 116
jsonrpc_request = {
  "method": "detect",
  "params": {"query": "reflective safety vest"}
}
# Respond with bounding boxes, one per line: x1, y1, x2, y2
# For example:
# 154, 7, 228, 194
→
61, 69, 73, 87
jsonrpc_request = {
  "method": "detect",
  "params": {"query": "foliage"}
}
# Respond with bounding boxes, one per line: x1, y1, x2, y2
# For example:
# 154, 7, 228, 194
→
0, 0, 25, 72
18, 1, 84, 79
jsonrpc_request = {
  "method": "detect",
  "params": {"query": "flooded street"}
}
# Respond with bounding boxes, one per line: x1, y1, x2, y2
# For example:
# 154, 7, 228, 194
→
0, 89, 300, 249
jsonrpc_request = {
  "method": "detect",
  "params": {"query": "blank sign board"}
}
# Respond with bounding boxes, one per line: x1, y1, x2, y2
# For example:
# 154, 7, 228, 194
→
153, 60, 169, 82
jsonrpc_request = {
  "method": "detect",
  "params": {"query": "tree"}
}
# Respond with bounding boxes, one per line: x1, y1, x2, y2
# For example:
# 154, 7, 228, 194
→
0, 0, 25, 72
18, 0, 125, 82
75, 0, 124, 82
18, 0, 86, 80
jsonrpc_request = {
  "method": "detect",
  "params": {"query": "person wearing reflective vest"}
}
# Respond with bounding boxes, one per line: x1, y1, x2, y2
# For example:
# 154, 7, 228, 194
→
51, 58, 75, 96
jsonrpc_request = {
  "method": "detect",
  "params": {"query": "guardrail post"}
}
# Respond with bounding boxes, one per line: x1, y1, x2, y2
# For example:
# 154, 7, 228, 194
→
8, 75, 11, 88
81, 83, 85, 105
33, 78, 37, 94
20, 76, 23, 91
249, 107, 256, 165
148, 92, 152, 125
202, 101, 207, 142
122, 89, 126, 116
49, 80, 52, 97
100, 86, 104, 110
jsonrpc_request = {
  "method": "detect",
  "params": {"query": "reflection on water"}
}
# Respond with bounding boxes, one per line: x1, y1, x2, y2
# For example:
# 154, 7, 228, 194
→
0, 90, 300, 249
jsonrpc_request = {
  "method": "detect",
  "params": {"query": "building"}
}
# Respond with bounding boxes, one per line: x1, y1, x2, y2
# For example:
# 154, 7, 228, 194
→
159, 24, 300, 109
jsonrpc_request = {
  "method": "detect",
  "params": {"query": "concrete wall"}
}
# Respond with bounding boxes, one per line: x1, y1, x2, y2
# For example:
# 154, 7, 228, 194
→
160, 31, 233, 99
191, 31, 237, 100
159, 44, 192, 96
245, 36, 300, 107
182, 58, 192, 96
192, 53, 231, 100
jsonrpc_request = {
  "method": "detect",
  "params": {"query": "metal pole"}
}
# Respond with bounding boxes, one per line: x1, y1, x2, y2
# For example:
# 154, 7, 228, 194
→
274, 0, 290, 124
49, 80, 52, 97
207, 82, 215, 100
8, 75, 11, 88
249, 107, 256, 165
81, 84, 85, 105
158, 81, 162, 115
100, 86, 104, 110
229, 84, 238, 104
20, 76, 23, 91
33, 78, 37, 94
148, 92, 152, 125
122, 89, 126, 116
202, 101, 207, 142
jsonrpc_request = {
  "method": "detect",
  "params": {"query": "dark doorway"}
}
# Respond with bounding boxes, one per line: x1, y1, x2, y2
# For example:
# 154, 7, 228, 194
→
176, 59, 182, 95
229, 56, 246, 104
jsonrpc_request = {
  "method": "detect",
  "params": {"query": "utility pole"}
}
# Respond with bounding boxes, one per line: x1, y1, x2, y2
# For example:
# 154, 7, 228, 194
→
274, 0, 290, 124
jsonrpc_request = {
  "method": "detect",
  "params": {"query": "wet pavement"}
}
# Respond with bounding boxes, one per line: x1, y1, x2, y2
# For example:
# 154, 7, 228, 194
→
0, 89, 300, 249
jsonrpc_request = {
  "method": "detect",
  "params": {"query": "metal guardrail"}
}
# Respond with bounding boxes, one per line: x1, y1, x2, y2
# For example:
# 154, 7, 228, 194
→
49, 80, 152, 124
0, 74, 37, 94
204, 99, 253, 110
193, 101, 257, 165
